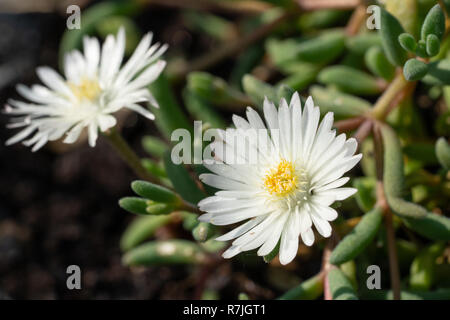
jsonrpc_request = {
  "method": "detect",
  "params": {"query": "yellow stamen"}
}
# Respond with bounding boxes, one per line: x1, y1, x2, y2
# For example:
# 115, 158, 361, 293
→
68, 78, 101, 101
263, 159, 298, 196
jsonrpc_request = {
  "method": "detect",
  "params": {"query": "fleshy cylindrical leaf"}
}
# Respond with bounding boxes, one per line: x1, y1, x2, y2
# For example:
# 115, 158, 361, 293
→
146, 203, 175, 215
330, 208, 383, 265
318, 66, 384, 95
403, 58, 429, 81
346, 32, 381, 55
328, 268, 359, 300
310, 85, 371, 118
381, 125, 405, 198
242, 74, 278, 106
120, 215, 172, 251
123, 239, 207, 266
398, 33, 417, 52
421, 4, 445, 41
410, 243, 445, 291
403, 213, 450, 241
192, 222, 215, 242
131, 180, 178, 203
119, 197, 149, 215
365, 46, 395, 80
435, 137, 450, 169
379, 8, 407, 66
278, 274, 324, 300
142, 136, 167, 158
295, 31, 346, 64
426, 34, 440, 57
422, 60, 450, 85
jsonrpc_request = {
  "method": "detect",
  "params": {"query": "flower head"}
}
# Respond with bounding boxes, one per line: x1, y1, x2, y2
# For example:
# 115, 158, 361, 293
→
198, 93, 362, 265
5, 28, 167, 151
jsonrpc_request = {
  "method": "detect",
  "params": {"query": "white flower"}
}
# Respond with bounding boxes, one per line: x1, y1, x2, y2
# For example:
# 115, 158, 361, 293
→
5, 28, 167, 151
198, 93, 362, 265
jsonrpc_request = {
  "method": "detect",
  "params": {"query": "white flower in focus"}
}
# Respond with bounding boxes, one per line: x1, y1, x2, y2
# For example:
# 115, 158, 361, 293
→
5, 28, 167, 151
198, 94, 362, 265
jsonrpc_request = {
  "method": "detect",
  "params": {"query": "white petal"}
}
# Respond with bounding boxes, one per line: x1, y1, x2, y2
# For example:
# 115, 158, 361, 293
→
199, 173, 253, 191
310, 213, 332, 238
215, 215, 266, 241
222, 245, 241, 259
301, 228, 315, 246
88, 122, 98, 147
317, 187, 357, 201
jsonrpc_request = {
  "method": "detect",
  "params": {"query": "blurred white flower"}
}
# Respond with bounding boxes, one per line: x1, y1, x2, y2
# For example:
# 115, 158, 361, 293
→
198, 94, 362, 265
5, 27, 167, 151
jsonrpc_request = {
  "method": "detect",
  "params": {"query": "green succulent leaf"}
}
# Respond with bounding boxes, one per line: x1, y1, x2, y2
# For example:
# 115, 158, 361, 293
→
328, 268, 359, 300
187, 72, 249, 108
410, 243, 445, 291
398, 33, 417, 52
145, 203, 175, 215
380, 125, 405, 198
242, 74, 278, 106
421, 4, 445, 41
142, 136, 168, 159
330, 208, 383, 265
379, 8, 408, 66
381, 125, 427, 218
123, 239, 207, 266
277, 63, 320, 91
131, 180, 178, 203
309, 86, 371, 118
120, 215, 172, 251
318, 66, 383, 95
183, 89, 227, 129
295, 30, 346, 64
422, 59, 450, 85
365, 46, 395, 80
435, 137, 450, 169
403, 213, 450, 241
403, 58, 429, 81
149, 75, 192, 139
192, 222, 215, 242
119, 197, 149, 215
278, 274, 324, 300
346, 32, 382, 55
353, 177, 376, 212
163, 151, 206, 205
426, 34, 441, 57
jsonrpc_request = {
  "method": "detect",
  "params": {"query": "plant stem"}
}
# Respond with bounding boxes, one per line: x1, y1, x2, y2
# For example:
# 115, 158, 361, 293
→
345, 3, 367, 36
322, 232, 338, 300
353, 119, 373, 146
334, 116, 365, 132
103, 128, 156, 183
384, 207, 401, 300
371, 72, 409, 120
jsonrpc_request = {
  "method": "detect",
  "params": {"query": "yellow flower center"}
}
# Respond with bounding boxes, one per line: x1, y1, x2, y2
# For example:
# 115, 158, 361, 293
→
68, 78, 101, 101
263, 159, 298, 196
